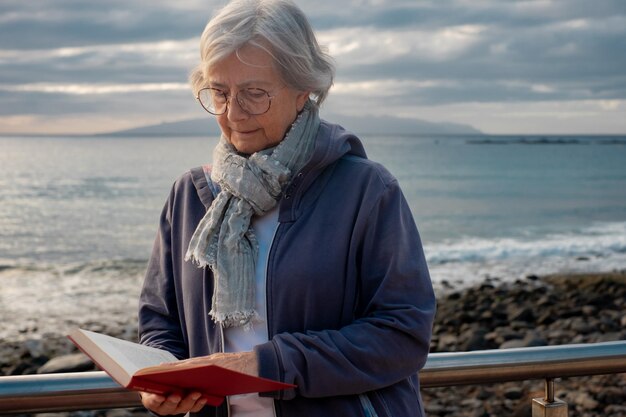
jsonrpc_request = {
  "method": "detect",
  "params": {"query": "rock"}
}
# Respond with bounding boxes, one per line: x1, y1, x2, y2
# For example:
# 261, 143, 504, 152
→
604, 405, 626, 416
460, 398, 484, 409
560, 307, 582, 319
581, 305, 597, 316
503, 387, 524, 400
24, 339, 46, 359
424, 403, 446, 416
569, 317, 594, 334
436, 334, 458, 352
500, 339, 528, 349
596, 386, 626, 404
536, 310, 559, 325
476, 388, 491, 400
105, 409, 135, 417
37, 353, 94, 374
8, 361, 39, 375
593, 332, 622, 343
510, 320, 533, 330
522, 333, 548, 348
459, 328, 496, 351
587, 293, 614, 308
573, 392, 599, 410
500, 332, 547, 349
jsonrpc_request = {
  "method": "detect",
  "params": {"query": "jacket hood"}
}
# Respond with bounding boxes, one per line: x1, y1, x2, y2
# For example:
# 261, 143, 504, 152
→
277, 120, 367, 222
310, 120, 367, 166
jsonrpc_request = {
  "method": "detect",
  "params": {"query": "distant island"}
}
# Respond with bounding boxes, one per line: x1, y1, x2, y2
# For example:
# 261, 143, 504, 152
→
97, 113, 482, 137
468, 137, 626, 145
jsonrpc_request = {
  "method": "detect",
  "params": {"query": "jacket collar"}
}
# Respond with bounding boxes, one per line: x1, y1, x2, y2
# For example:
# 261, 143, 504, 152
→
278, 120, 367, 222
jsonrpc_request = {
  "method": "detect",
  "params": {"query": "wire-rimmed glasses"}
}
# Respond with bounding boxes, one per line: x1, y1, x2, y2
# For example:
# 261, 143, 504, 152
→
196, 87, 279, 116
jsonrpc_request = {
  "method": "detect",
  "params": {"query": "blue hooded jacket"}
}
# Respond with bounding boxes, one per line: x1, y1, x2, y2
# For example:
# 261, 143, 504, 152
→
139, 120, 436, 417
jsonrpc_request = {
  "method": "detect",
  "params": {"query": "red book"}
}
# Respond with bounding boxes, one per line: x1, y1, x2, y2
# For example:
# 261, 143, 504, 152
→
68, 328, 293, 406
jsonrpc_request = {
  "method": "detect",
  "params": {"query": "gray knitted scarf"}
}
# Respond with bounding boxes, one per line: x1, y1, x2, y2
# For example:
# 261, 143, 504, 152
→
185, 100, 320, 328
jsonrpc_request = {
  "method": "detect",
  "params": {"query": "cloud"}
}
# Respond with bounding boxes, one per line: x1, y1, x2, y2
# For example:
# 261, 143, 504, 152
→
0, 82, 190, 95
0, 0, 215, 49
320, 24, 486, 64
0, 0, 625, 134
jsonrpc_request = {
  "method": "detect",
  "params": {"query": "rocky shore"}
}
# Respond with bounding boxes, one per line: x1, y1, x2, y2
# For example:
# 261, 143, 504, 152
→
1, 272, 625, 417
424, 271, 626, 417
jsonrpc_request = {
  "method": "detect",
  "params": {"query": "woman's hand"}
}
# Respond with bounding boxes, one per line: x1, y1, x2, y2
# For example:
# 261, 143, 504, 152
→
166, 351, 259, 376
140, 391, 207, 415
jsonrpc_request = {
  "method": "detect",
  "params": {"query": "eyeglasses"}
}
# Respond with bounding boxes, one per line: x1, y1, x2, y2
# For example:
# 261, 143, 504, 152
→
196, 87, 281, 116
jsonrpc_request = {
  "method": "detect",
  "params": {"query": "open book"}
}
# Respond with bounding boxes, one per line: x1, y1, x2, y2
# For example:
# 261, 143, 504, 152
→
68, 328, 293, 406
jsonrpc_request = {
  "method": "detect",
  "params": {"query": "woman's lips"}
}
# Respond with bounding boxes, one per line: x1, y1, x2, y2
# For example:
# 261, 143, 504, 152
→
233, 129, 259, 137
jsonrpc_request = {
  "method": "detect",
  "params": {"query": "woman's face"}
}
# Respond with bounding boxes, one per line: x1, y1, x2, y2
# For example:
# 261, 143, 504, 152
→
207, 44, 310, 154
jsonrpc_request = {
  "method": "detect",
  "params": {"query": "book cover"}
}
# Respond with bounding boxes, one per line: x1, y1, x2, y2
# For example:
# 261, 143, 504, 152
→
68, 328, 293, 406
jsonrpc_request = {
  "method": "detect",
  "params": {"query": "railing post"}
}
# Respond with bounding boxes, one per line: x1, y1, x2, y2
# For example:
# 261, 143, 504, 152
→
532, 378, 568, 417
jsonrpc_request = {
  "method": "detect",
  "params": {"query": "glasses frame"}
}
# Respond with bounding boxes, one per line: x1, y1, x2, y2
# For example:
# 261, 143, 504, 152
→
196, 87, 281, 116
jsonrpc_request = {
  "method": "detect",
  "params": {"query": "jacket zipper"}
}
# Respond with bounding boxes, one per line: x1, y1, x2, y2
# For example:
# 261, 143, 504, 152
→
265, 222, 280, 417
359, 394, 380, 417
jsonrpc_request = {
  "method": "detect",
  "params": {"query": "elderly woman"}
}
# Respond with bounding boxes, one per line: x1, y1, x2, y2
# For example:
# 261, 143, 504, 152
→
138, 0, 435, 416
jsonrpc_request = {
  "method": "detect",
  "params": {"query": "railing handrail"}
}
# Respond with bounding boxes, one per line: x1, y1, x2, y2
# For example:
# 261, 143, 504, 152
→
420, 339, 626, 387
0, 340, 625, 414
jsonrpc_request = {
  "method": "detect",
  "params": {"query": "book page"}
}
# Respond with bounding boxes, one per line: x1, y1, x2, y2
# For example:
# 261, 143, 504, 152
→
81, 330, 178, 374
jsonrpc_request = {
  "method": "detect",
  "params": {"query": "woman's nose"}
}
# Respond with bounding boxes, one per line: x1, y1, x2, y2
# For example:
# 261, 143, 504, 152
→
226, 95, 249, 121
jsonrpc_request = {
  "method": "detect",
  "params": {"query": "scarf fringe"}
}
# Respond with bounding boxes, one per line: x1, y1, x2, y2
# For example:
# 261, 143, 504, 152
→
210, 309, 258, 331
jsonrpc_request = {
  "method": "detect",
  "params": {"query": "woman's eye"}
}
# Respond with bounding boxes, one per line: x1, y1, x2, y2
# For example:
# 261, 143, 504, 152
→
245, 89, 267, 100
211, 90, 228, 102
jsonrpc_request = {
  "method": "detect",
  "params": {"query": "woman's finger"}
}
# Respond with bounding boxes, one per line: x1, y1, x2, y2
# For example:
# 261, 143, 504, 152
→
181, 392, 208, 413
139, 392, 167, 411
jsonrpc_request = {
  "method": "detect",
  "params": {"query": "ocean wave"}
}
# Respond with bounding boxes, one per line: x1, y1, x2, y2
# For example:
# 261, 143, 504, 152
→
0, 258, 148, 275
425, 221, 626, 264
0, 258, 147, 342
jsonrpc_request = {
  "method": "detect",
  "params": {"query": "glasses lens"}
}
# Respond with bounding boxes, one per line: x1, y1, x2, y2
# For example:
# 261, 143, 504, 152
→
238, 88, 271, 115
198, 88, 227, 115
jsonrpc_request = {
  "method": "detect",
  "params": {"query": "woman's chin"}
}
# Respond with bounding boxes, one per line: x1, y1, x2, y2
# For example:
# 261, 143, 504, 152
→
229, 132, 277, 155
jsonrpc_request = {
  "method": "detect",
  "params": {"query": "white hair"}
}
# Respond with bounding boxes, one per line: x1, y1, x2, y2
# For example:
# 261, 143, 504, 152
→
189, 0, 335, 106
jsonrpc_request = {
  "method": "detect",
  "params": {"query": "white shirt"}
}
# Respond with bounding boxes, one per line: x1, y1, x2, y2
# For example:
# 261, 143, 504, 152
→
223, 206, 279, 417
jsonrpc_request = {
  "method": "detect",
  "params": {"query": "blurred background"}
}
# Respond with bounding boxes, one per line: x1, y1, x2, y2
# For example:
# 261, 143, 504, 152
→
1, 0, 625, 362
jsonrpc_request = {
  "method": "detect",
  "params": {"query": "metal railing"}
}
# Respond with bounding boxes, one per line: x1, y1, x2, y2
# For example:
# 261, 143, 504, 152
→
1, 340, 625, 415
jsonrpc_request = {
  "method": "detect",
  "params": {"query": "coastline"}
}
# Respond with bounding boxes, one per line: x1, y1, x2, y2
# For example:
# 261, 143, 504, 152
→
1, 270, 625, 416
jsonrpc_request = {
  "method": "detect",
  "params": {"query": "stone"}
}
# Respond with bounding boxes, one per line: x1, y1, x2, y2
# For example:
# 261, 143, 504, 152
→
569, 317, 594, 334
536, 311, 556, 325
436, 334, 458, 352
522, 333, 548, 347
573, 392, 599, 410
593, 332, 622, 343
503, 387, 524, 400
24, 339, 46, 359
105, 409, 135, 417
424, 403, 446, 416
37, 353, 94, 374
581, 305, 597, 316
500, 339, 528, 349
460, 328, 496, 351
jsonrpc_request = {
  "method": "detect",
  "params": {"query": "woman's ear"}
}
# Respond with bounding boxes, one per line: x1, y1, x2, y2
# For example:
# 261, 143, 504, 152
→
296, 91, 311, 112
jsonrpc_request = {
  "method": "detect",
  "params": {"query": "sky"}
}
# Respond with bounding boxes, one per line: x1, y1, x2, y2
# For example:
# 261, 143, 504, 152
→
0, 0, 625, 135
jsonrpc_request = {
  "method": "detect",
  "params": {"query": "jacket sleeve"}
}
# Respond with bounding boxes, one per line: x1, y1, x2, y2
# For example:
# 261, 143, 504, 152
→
138, 183, 189, 360
255, 179, 436, 399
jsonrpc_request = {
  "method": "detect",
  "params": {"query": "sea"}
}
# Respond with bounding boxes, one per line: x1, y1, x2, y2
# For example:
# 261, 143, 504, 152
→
1, 134, 626, 341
